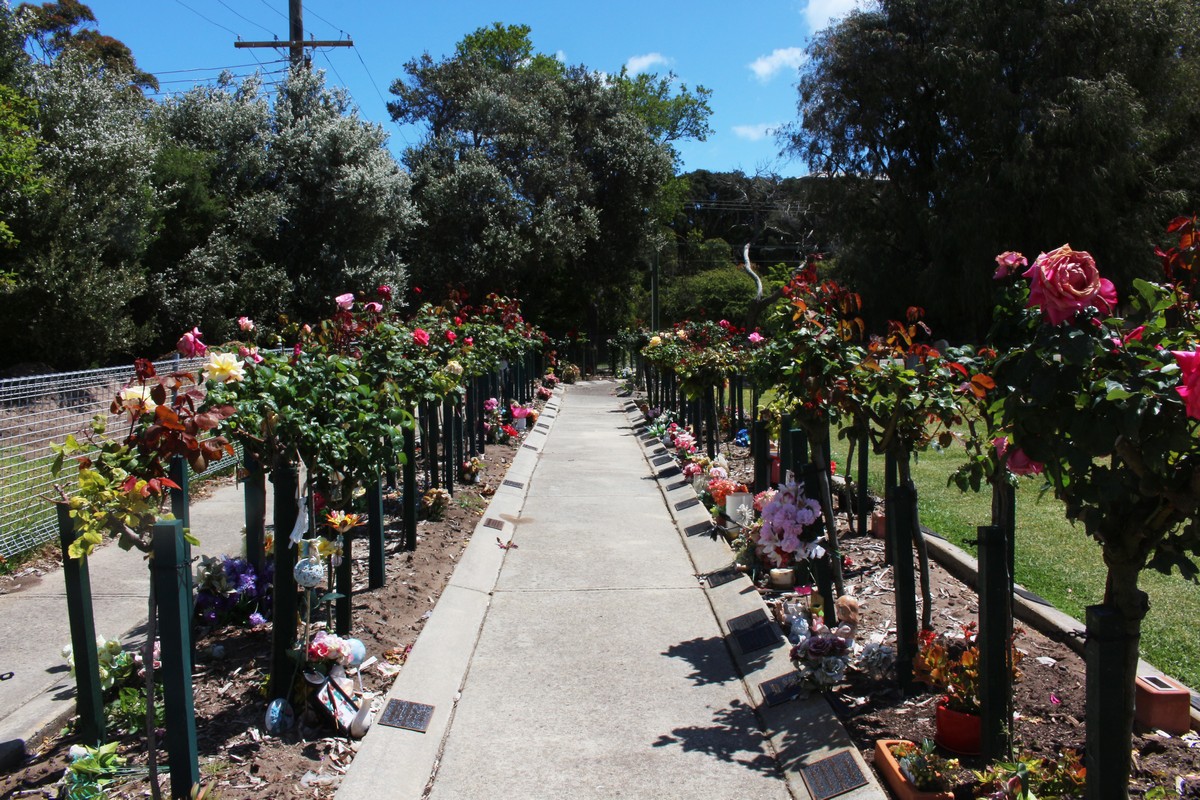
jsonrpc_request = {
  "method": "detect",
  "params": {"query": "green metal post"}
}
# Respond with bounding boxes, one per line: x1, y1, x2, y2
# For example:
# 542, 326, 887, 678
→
244, 451, 266, 572
367, 477, 385, 590
152, 520, 199, 798
889, 454, 917, 692
335, 529, 352, 636
752, 418, 770, 493
403, 419, 418, 552
57, 504, 105, 746
269, 460, 299, 701
856, 428, 869, 538
978, 524, 1013, 761
169, 456, 194, 628
1085, 604, 1141, 800
778, 413, 792, 479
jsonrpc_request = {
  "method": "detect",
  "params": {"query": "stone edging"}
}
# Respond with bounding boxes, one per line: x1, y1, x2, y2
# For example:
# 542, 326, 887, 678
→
622, 400, 885, 800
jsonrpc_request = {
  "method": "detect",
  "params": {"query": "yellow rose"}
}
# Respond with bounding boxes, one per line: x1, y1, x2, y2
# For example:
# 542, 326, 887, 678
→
119, 385, 157, 418
203, 352, 246, 383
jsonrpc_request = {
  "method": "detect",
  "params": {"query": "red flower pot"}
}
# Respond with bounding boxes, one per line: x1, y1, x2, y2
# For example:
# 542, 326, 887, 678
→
934, 701, 980, 756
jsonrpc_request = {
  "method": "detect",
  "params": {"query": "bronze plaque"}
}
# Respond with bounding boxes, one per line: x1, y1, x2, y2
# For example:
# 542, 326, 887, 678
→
378, 699, 435, 733
800, 751, 867, 800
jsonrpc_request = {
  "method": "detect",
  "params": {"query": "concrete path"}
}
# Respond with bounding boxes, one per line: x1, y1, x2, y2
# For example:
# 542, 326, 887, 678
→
0, 477, 266, 767
338, 381, 883, 800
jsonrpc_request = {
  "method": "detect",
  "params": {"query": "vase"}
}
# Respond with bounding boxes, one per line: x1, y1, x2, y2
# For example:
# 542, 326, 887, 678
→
873, 740, 954, 800
513, 416, 527, 431
934, 700, 981, 755
294, 556, 325, 589
725, 492, 752, 523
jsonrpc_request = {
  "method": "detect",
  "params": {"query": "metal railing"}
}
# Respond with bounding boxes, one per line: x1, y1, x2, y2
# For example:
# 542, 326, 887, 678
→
0, 356, 238, 558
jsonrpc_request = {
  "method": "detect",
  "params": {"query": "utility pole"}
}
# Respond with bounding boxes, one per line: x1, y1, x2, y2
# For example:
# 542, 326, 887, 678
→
234, 0, 351, 69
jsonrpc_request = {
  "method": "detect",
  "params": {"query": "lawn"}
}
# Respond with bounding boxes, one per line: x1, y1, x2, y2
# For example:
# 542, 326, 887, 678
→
830, 433, 1200, 690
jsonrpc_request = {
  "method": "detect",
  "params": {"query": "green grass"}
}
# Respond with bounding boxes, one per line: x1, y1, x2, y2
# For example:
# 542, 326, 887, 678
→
830, 434, 1200, 690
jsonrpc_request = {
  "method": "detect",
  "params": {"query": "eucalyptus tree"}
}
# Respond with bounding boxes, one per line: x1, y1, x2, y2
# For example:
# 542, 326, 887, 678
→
390, 23, 711, 333
786, 0, 1200, 339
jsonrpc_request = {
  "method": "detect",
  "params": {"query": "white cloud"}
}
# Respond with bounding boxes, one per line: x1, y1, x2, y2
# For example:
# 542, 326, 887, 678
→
748, 47, 807, 82
625, 52, 669, 75
732, 123, 780, 142
554, 50, 567, 64
803, 0, 862, 33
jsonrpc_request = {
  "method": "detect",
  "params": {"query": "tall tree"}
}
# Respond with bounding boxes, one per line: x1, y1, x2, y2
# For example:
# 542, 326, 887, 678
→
390, 23, 711, 334
786, 0, 1200, 339
17, 0, 157, 91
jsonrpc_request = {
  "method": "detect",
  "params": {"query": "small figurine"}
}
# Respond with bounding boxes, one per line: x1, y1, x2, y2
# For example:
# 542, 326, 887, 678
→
834, 595, 860, 646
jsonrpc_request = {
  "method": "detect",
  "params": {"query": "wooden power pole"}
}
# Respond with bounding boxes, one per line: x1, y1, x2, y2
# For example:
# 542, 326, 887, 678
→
234, 0, 351, 68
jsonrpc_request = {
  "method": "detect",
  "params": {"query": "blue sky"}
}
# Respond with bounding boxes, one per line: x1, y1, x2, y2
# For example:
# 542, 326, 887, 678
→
75, 0, 861, 176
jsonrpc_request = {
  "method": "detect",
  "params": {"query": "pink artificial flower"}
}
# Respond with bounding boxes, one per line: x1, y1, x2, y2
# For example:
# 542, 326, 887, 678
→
413, 328, 430, 346
237, 316, 254, 332
364, 301, 383, 313
993, 437, 1044, 476
377, 285, 393, 301
1172, 347, 1200, 420
748, 332, 765, 344
446, 331, 457, 343
993, 251, 1028, 280
484, 397, 499, 412
1023, 245, 1117, 325
335, 293, 355, 310
177, 327, 206, 357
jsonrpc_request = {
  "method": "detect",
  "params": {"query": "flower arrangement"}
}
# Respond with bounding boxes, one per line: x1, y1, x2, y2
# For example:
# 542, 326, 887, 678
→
706, 477, 749, 508
890, 739, 959, 792
193, 555, 273, 628
537, 385, 553, 400
559, 363, 581, 384
421, 487, 451, 521
913, 623, 1023, 715
460, 456, 484, 482
789, 626, 852, 689
62, 635, 146, 692
307, 630, 355, 666
542, 373, 560, 388
756, 481, 825, 567
510, 404, 533, 420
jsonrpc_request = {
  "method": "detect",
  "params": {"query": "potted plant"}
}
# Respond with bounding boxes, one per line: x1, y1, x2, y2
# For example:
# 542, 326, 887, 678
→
873, 739, 958, 800
973, 748, 1086, 799
913, 623, 1023, 755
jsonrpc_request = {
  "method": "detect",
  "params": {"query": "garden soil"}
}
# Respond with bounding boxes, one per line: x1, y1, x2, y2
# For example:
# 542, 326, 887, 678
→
2, 422, 1199, 798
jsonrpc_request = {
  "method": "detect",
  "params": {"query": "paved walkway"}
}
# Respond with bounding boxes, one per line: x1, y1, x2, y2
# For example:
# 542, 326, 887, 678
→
0, 475, 265, 767
337, 381, 882, 800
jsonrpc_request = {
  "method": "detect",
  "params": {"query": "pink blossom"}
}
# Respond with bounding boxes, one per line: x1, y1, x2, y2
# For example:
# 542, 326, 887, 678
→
748, 332, 765, 344
177, 327, 206, 357
363, 301, 383, 313
377, 285, 393, 301
1172, 347, 1200, 420
335, 293, 355, 310
465, 337, 474, 346
446, 331, 457, 343
993, 437, 1044, 476
237, 316, 254, 332
238, 345, 264, 364
1024, 245, 1116, 325
413, 328, 430, 346
993, 251, 1028, 280
484, 397, 499, 412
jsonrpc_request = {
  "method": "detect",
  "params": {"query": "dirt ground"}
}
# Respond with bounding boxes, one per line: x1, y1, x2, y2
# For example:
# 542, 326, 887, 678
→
2, 394, 1199, 798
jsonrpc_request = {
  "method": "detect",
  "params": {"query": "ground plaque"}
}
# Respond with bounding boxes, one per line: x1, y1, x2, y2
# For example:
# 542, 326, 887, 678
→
759, 671, 804, 706
503, 479, 525, 489
799, 750, 867, 800
666, 480, 689, 492
657, 465, 681, 479
703, 566, 741, 589
727, 609, 782, 654
522, 444, 538, 450
652, 455, 673, 466
483, 518, 504, 530
674, 497, 701, 511
684, 521, 714, 537
378, 699, 435, 733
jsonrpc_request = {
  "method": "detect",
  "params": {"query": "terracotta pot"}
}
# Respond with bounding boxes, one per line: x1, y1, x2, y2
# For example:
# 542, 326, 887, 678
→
873, 740, 954, 800
934, 701, 981, 756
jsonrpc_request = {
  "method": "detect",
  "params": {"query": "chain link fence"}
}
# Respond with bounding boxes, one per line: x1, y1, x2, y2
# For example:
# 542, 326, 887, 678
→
0, 356, 239, 559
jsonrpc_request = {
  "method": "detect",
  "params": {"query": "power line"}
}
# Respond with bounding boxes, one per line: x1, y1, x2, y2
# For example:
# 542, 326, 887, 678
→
303, 2, 347, 37
150, 59, 287, 76
213, 0, 277, 38
154, 67, 289, 86
173, 0, 240, 37
255, 0, 288, 21
352, 44, 409, 147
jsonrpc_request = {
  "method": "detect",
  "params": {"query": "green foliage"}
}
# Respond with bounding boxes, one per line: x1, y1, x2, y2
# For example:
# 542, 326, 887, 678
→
661, 263, 757, 325
889, 740, 958, 792
63, 741, 126, 800
974, 748, 1087, 800
787, 0, 1200, 340
106, 684, 163, 734
0, 82, 41, 256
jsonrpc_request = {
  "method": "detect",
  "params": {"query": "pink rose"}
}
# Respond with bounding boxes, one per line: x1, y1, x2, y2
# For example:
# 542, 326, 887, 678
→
377, 285, 393, 301
177, 327, 206, 357
237, 316, 254, 332
748, 332, 764, 344
993, 437, 1044, 476
1023, 245, 1116, 325
1172, 347, 1200, 420
446, 331, 457, 343
413, 328, 430, 346
335, 293, 354, 310
993, 251, 1027, 280
465, 337, 474, 346
364, 301, 383, 313
238, 345, 264, 364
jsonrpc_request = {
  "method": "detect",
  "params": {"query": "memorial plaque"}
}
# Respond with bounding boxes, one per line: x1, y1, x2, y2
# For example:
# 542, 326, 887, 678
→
657, 465, 681, 479
483, 518, 504, 530
674, 497, 701, 511
666, 480, 689, 492
536, 423, 549, 429
503, 480, 525, 489
759, 671, 805, 707
652, 455, 673, 466
727, 609, 770, 631
378, 699, 435, 733
522, 444, 538, 450
732, 623, 782, 654
799, 751, 867, 800
684, 521, 714, 537
704, 567, 741, 589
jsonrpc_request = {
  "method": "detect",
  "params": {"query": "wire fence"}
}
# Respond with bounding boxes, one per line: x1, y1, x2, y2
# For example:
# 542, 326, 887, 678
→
0, 356, 239, 559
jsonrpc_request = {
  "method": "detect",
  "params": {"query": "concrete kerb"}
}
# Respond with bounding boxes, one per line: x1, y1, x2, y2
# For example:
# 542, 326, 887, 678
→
334, 385, 564, 800
921, 529, 1200, 730
621, 399, 886, 800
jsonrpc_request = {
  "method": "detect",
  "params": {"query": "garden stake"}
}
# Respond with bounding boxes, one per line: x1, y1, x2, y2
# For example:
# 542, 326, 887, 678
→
57, 504, 105, 746
752, 416, 770, 493
856, 427, 869, 539
336, 532, 352, 636
269, 460, 299, 701
1086, 603, 1143, 800
243, 450, 266, 572
978, 524, 1013, 761
367, 477, 385, 590
403, 419, 418, 552
152, 519, 199, 799
888, 455, 918, 692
